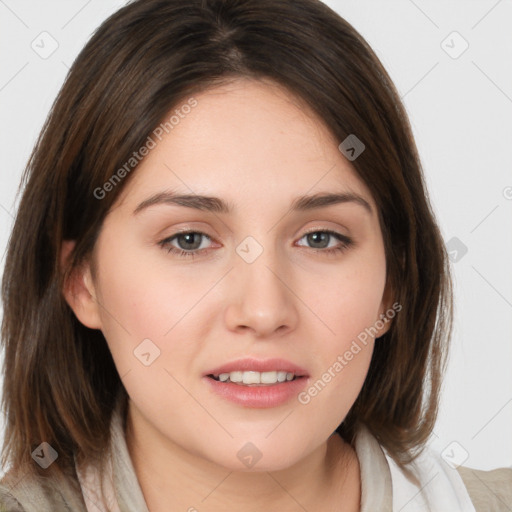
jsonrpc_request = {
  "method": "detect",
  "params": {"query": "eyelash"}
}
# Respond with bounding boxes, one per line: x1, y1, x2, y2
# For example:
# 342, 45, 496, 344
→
158, 229, 354, 259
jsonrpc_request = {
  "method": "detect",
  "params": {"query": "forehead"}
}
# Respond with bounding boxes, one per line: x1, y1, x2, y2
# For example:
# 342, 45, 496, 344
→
114, 78, 376, 213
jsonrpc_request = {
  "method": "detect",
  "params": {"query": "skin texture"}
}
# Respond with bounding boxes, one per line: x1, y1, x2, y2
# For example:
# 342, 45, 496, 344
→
63, 78, 392, 511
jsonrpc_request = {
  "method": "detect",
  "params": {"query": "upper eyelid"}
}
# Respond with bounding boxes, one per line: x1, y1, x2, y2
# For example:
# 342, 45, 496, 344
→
163, 227, 347, 238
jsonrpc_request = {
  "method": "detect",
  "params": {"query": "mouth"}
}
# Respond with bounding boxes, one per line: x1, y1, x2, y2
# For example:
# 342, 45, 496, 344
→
202, 358, 310, 407
207, 371, 305, 386
204, 357, 309, 385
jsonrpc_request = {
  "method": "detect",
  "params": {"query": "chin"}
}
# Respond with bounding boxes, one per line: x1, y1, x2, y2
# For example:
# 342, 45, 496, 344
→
202, 438, 313, 473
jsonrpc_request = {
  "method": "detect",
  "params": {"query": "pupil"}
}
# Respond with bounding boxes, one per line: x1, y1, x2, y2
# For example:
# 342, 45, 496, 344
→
308, 232, 328, 248
179, 233, 201, 250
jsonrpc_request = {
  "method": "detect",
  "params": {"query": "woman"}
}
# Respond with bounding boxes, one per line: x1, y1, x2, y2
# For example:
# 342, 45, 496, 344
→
0, 0, 510, 510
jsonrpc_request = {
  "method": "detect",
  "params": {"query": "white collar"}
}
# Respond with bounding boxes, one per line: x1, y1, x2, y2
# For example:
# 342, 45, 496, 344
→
382, 437, 476, 511
355, 423, 476, 511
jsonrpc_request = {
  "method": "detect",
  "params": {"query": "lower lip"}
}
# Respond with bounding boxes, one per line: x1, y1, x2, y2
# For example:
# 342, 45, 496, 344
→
203, 376, 309, 408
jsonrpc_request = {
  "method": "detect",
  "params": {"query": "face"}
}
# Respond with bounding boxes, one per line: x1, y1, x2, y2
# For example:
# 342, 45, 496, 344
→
66, 78, 392, 471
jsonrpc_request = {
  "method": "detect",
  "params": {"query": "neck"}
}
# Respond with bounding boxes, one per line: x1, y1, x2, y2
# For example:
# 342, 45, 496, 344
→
125, 401, 361, 512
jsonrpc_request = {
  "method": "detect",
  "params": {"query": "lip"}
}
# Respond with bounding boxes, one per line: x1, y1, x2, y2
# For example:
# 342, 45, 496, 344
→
204, 357, 309, 377
203, 374, 310, 408
203, 357, 310, 408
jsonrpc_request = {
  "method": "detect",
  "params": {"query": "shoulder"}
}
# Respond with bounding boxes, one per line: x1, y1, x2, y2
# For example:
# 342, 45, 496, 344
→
457, 465, 512, 512
0, 485, 25, 512
0, 467, 87, 512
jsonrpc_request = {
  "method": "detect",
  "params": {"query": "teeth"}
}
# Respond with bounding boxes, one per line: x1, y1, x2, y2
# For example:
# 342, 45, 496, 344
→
215, 371, 297, 385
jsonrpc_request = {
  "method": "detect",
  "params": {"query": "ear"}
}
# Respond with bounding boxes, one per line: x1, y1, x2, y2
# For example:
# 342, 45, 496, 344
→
61, 240, 102, 330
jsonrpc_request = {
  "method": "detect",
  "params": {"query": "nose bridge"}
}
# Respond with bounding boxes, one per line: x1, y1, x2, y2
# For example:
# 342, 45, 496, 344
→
224, 234, 298, 336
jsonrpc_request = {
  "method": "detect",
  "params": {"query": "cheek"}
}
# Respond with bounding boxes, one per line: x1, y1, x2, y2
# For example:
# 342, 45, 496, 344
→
98, 220, 209, 312
307, 247, 387, 348
297, 246, 386, 404
297, 283, 382, 429
92, 238, 207, 367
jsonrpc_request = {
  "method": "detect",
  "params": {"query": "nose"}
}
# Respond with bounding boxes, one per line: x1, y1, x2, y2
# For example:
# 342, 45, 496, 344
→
224, 244, 299, 338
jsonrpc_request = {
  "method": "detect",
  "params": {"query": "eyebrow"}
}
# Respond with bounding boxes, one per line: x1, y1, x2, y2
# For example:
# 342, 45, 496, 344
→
133, 190, 373, 216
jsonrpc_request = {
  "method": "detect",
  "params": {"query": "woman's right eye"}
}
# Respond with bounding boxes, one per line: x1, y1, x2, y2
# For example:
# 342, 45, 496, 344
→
158, 231, 214, 259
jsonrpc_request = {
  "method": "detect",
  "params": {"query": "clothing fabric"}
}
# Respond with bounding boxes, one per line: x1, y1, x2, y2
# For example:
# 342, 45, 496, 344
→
0, 393, 511, 511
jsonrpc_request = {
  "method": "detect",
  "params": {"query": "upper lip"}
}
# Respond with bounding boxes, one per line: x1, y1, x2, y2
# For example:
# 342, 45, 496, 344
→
204, 358, 309, 377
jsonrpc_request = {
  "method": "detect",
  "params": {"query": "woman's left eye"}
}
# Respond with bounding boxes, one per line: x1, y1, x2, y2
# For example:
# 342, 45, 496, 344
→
296, 229, 353, 255
158, 229, 353, 259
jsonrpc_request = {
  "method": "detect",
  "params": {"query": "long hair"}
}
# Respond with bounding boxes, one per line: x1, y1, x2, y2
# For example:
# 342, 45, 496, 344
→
1, 0, 452, 484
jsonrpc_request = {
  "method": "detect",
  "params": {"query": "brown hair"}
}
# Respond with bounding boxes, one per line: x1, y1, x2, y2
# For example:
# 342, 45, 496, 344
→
1, 0, 452, 485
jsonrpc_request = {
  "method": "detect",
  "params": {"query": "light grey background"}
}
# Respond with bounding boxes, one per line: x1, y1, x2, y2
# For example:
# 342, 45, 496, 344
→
0, 0, 511, 473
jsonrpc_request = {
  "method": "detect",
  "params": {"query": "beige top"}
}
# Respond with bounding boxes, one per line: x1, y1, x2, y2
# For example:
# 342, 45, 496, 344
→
0, 395, 511, 511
